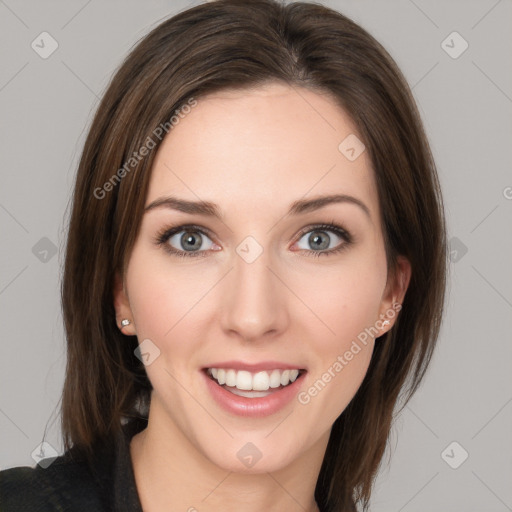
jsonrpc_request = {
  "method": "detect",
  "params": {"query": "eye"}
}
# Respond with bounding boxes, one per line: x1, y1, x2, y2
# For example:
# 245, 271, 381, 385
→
294, 223, 352, 257
155, 222, 352, 259
156, 225, 218, 258
169, 230, 213, 252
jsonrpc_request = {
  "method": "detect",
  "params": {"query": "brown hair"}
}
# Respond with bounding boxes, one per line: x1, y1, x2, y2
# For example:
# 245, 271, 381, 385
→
59, 1, 447, 510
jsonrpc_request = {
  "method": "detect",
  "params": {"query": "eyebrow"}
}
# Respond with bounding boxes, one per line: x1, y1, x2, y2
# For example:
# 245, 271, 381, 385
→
144, 193, 371, 220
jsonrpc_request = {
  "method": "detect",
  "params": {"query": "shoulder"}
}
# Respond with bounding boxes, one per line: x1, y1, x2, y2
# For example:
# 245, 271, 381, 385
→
0, 448, 109, 511
1, 418, 147, 512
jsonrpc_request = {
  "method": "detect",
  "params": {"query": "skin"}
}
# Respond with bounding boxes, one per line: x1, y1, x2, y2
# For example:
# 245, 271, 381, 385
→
114, 82, 410, 512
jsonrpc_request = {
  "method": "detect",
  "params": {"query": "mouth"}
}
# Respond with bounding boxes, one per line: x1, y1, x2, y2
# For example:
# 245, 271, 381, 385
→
203, 367, 307, 399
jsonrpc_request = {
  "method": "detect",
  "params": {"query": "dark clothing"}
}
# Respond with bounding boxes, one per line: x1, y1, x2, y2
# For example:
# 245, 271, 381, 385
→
0, 417, 147, 511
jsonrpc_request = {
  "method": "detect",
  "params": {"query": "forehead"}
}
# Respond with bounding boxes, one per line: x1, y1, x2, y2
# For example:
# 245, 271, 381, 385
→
146, 82, 379, 223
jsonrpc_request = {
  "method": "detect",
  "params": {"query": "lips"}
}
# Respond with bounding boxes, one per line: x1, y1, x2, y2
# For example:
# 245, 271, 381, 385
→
204, 360, 306, 372
201, 361, 307, 417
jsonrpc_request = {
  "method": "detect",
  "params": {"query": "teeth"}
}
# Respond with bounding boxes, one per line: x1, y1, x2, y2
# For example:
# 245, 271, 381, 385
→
225, 369, 236, 387
269, 369, 281, 388
253, 371, 270, 391
207, 367, 301, 391
236, 371, 253, 390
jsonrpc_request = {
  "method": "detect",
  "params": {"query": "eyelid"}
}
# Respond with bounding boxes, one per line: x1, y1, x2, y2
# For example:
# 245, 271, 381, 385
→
294, 223, 351, 243
156, 224, 215, 243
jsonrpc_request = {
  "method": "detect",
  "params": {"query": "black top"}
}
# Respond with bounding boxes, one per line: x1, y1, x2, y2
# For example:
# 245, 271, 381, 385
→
0, 417, 147, 511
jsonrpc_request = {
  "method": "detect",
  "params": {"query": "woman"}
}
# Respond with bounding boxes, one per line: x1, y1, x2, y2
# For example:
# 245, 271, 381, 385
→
0, 0, 446, 510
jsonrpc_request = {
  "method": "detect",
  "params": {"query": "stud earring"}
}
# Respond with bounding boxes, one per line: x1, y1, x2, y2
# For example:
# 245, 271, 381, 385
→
121, 319, 131, 328
382, 320, 390, 327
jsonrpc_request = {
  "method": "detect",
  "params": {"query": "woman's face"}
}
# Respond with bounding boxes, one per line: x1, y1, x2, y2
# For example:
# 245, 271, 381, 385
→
116, 82, 408, 473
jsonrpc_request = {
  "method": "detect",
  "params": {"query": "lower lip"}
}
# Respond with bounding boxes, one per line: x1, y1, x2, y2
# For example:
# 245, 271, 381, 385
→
202, 370, 306, 418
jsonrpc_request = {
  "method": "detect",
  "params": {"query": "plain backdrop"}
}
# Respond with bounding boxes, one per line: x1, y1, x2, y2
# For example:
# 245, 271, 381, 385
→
1, 1, 511, 511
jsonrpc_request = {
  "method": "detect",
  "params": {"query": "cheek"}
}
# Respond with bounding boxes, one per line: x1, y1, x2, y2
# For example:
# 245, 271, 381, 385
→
295, 250, 386, 420
303, 250, 387, 347
124, 247, 209, 362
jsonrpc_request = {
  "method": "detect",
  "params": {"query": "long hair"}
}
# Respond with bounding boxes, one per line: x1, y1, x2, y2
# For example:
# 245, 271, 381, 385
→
60, 1, 447, 510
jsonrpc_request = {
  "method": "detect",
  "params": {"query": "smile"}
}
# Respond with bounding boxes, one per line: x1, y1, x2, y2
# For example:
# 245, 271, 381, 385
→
207, 367, 302, 393
202, 364, 307, 417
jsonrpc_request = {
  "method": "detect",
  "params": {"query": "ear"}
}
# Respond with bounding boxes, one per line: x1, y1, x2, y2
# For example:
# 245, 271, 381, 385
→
113, 271, 137, 336
376, 255, 411, 335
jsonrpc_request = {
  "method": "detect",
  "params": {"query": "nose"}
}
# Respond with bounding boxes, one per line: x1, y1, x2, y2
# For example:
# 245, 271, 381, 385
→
220, 245, 288, 343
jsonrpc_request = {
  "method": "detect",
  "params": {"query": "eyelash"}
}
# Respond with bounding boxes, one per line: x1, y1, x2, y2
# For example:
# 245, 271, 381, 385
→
154, 221, 353, 259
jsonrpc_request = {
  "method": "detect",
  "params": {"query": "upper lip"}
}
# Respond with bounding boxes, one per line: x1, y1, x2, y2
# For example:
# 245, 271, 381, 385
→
203, 361, 306, 372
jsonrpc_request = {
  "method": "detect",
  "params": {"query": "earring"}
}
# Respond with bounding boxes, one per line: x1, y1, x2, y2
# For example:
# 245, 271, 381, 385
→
121, 319, 131, 328
382, 320, 390, 327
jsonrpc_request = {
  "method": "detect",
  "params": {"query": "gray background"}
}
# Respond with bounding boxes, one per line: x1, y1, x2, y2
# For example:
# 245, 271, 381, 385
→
1, 0, 511, 510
